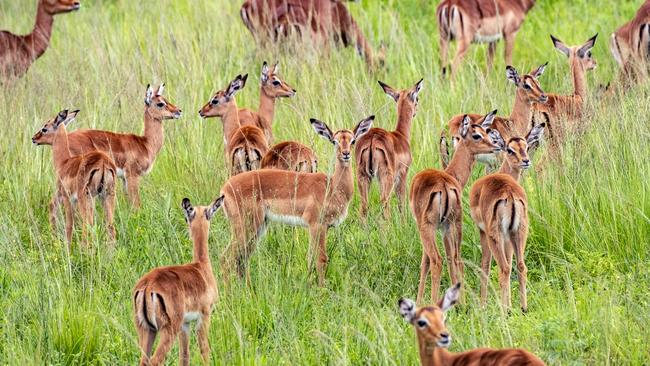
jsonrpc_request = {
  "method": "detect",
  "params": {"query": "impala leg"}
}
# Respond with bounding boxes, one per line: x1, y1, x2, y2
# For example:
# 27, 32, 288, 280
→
126, 173, 141, 209
178, 328, 190, 366
512, 221, 529, 313
48, 190, 61, 230
450, 36, 470, 78
197, 313, 211, 364
504, 31, 518, 67
62, 197, 74, 246
417, 221, 442, 303
78, 192, 94, 248
488, 230, 511, 312
309, 224, 329, 286
137, 326, 156, 366
378, 171, 395, 220
149, 327, 177, 366
487, 42, 497, 70
441, 227, 457, 285
439, 34, 450, 76
357, 173, 371, 220
394, 168, 408, 216
102, 189, 117, 243
479, 229, 492, 307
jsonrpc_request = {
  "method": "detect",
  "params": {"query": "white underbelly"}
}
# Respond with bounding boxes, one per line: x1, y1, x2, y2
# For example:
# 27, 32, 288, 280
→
330, 206, 349, 227
474, 33, 502, 43
266, 211, 308, 227
183, 311, 201, 323
116, 168, 125, 178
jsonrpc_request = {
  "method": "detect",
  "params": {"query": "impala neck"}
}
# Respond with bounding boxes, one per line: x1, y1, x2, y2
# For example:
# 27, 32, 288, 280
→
328, 159, 355, 203
26, 2, 54, 60
143, 109, 164, 156
221, 102, 241, 143
191, 224, 211, 265
417, 338, 451, 366
571, 57, 587, 99
498, 160, 523, 181
258, 87, 276, 130
444, 144, 476, 188
509, 89, 533, 136
52, 125, 72, 172
395, 99, 415, 140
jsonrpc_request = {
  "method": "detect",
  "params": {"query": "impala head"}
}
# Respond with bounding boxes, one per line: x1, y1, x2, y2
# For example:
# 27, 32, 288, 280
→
145, 84, 182, 120
41, 0, 81, 14
261, 62, 296, 98
199, 74, 248, 118
457, 112, 501, 154
491, 123, 546, 170
32, 109, 80, 145
506, 64, 548, 104
378, 79, 423, 118
399, 283, 461, 348
310, 116, 374, 164
551, 34, 598, 71
181, 196, 224, 232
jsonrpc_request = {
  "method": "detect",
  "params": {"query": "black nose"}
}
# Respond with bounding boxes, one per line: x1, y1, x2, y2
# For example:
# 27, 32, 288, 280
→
292, 89, 297, 93
523, 159, 530, 164
440, 332, 449, 339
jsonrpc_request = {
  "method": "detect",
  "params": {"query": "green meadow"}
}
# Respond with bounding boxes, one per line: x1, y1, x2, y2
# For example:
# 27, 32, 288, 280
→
1, 0, 649, 364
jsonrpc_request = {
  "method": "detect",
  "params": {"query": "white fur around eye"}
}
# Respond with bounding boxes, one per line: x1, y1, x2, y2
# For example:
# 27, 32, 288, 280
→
416, 317, 429, 328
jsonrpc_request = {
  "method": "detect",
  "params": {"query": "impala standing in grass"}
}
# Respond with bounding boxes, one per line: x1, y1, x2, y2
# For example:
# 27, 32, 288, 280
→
610, 0, 650, 81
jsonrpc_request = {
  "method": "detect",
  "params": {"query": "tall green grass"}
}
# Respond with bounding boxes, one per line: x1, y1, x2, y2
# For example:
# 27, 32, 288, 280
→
1, 0, 648, 364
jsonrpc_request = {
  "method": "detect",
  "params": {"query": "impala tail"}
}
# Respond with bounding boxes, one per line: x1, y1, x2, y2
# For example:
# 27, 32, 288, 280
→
134, 288, 164, 331
493, 193, 526, 233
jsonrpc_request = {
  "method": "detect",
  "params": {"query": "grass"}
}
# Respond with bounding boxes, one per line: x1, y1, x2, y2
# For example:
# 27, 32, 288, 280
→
1, 0, 649, 364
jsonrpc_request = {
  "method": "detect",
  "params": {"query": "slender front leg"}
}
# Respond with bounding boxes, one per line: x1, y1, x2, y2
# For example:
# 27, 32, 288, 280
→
62, 197, 74, 246
197, 313, 212, 364
487, 41, 497, 70
504, 31, 518, 67
126, 173, 141, 209
178, 328, 190, 366
309, 224, 329, 286
49, 190, 62, 230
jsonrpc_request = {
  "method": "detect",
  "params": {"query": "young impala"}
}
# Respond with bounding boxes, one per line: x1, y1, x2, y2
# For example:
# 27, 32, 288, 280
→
355, 79, 423, 219
32, 110, 116, 246
31, 84, 182, 208
219, 116, 373, 286
0, 0, 80, 80
399, 284, 546, 366
436, 0, 536, 77
532, 35, 597, 144
470, 124, 545, 312
199, 74, 269, 175
411, 113, 501, 303
240, 61, 318, 172
610, 0, 650, 81
133, 197, 223, 366
240, 0, 385, 69
443, 64, 547, 168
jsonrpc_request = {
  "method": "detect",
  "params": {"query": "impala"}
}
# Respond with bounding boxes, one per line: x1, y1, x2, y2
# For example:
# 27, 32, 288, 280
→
32, 84, 182, 208
32, 109, 116, 246
399, 284, 546, 366
411, 114, 501, 303
240, 0, 385, 69
0, 0, 80, 80
470, 124, 545, 312
610, 0, 650, 81
436, 0, 536, 77
443, 64, 547, 168
219, 116, 373, 286
199, 74, 269, 175
133, 197, 223, 366
532, 34, 597, 144
355, 79, 423, 219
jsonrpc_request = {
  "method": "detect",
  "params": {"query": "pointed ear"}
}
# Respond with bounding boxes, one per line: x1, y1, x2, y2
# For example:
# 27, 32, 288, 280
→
459, 115, 471, 138
526, 123, 546, 149
226, 74, 248, 98
63, 109, 80, 126
352, 115, 374, 143
378, 80, 400, 101
439, 131, 450, 169
310, 118, 335, 144
273, 62, 279, 74
481, 109, 498, 129
409, 78, 424, 102
506, 66, 521, 85
578, 33, 598, 58
437, 283, 461, 312
182, 198, 196, 222
205, 195, 224, 221
398, 298, 417, 323
54, 109, 69, 127
488, 129, 505, 150
530, 62, 548, 79
145, 84, 153, 106
551, 35, 570, 57
261, 61, 269, 83
156, 83, 165, 96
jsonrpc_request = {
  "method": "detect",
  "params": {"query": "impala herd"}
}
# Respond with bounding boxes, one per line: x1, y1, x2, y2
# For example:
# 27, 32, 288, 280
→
3, 0, 649, 364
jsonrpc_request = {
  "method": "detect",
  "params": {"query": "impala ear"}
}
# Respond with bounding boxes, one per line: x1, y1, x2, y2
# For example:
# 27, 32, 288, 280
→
577, 33, 598, 58
226, 74, 248, 98
551, 35, 570, 57
526, 123, 546, 150
273, 62, 279, 74
506, 66, 521, 85
145, 84, 153, 106
398, 298, 417, 323
181, 198, 196, 222
310, 118, 335, 144
261, 61, 269, 83
54, 109, 69, 127
352, 115, 374, 143
205, 195, 224, 221
488, 129, 505, 150
410, 78, 424, 102
62, 109, 80, 126
156, 83, 165, 96
530, 62, 548, 79
378, 80, 400, 102
459, 115, 471, 138
481, 109, 498, 129
438, 283, 461, 312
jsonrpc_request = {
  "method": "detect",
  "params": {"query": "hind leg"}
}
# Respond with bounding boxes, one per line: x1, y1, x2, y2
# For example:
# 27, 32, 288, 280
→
488, 230, 512, 312
102, 189, 117, 243
357, 173, 371, 219
443, 217, 464, 286
511, 222, 529, 312
416, 221, 443, 304
149, 327, 178, 366
137, 326, 156, 366
197, 312, 212, 364
178, 327, 190, 366
394, 167, 409, 216
77, 192, 95, 248
49, 189, 62, 231
487, 41, 497, 70
378, 170, 395, 220
479, 230, 492, 307
62, 197, 74, 246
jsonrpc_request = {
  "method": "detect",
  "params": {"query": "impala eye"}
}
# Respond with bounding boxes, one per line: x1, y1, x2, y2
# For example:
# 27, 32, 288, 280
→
416, 320, 428, 328
211, 99, 219, 105
41, 128, 47, 133
472, 134, 482, 141
507, 148, 515, 155
272, 80, 281, 86
156, 102, 165, 108
523, 84, 532, 90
